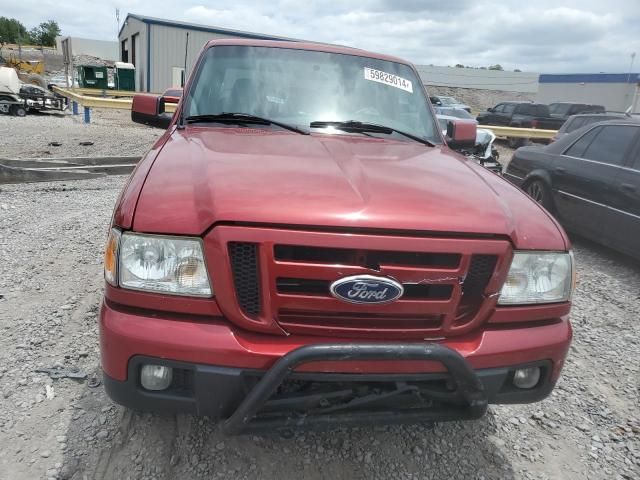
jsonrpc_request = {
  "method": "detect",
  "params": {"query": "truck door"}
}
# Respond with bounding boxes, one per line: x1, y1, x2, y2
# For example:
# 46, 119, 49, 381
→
484, 103, 503, 124
498, 103, 515, 125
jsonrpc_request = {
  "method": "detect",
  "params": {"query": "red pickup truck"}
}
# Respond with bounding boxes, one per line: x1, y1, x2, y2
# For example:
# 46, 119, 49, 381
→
101, 39, 574, 435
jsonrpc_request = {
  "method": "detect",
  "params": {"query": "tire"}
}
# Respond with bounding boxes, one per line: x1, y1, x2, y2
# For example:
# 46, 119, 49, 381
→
525, 179, 553, 211
11, 105, 27, 117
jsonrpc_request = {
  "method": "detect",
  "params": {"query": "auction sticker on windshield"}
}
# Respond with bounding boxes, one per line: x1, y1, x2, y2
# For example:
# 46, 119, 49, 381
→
364, 67, 413, 93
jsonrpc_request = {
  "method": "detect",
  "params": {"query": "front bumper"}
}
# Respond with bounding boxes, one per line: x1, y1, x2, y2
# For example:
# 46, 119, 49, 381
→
105, 353, 555, 435
100, 300, 571, 433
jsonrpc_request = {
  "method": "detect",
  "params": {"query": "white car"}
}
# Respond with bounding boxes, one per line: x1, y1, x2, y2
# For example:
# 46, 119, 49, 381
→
430, 96, 471, 112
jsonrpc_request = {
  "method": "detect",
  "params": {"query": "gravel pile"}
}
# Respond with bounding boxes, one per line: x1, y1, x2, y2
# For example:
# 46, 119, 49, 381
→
0, 109, 161, 159
427, 85, 534, 112
0, 174, 638, 480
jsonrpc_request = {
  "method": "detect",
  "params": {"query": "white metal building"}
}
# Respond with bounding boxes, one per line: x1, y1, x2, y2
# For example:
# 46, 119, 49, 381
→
536, 73, 640, 113
415, 66, 539, 93
118, 14, 298, 92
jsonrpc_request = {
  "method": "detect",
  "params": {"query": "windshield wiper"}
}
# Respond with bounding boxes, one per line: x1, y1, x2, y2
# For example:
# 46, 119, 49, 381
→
310, 120, 435, 146
185, 112, 309, 135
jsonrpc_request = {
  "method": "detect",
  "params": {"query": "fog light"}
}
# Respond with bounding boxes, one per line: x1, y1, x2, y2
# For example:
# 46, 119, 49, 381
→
512, 367, 541, 389
140, 365, 173, 391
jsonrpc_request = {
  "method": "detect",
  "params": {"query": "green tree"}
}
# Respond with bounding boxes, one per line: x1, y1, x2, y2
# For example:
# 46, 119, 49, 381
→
455, 63, 465, 68
514, 68, 522, 72
0, 17, 29, 44
488, 64, 504, 71
29, 20, 60, 47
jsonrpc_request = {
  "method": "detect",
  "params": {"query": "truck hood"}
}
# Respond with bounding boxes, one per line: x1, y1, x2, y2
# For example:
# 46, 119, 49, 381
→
132, 127, 566, 250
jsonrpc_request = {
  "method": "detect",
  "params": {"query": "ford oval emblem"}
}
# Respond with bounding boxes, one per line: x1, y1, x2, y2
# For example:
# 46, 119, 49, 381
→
330, 275, 404, 304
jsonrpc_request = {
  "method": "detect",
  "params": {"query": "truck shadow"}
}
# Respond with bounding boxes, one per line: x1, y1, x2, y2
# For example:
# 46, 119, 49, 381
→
61, 378, 516, 480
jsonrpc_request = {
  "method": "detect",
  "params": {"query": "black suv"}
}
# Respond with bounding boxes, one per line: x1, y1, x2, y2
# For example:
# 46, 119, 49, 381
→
551, 112, 636, 142
476, 102, 566, 147
548, 102, 605, 121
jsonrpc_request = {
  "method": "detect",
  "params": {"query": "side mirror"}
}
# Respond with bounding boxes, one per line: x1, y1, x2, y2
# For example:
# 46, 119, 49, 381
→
131, 94, 172, 129
446, 119, 477, 151
487, 107, 494, 112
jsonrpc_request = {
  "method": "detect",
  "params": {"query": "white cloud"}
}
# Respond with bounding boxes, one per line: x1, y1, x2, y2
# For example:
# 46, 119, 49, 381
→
0, 0, 638, 72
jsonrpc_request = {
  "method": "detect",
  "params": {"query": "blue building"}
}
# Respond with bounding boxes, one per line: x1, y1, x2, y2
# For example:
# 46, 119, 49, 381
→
536, 73, 640, 113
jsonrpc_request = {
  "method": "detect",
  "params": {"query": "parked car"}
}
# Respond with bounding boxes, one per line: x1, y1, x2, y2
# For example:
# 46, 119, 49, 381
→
548, 102, 605, 121
477, 102, 566, 148
505, 119, 640, 260
551, 112, 634, 142
429, 95, 471, 112
433, 106, 475, 120
101, 38, 575, 435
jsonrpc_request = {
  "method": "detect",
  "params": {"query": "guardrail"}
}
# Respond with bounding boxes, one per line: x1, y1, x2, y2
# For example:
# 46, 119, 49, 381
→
68, 88, 143, 98
51, 86, 176, 123
482, 125, 557, 139
50, 87, 558, 138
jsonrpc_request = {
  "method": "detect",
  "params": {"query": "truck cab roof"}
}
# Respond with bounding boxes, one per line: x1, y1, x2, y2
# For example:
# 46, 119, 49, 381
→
201, 38, 411, 66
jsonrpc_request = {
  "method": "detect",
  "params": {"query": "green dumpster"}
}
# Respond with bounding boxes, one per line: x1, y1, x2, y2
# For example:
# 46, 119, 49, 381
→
114, 62, 135, 91
77, 65, 108, 89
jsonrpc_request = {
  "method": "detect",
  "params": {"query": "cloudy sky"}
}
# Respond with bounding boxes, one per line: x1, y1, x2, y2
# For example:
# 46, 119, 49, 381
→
3, 0, 639, 73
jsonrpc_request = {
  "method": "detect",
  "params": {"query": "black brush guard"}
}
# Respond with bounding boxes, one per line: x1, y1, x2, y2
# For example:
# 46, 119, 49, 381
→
222, 343, 488, 435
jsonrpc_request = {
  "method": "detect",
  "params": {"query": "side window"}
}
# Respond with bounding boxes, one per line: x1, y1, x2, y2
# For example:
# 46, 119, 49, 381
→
516, 104, 534, 115
571, 105, 584, 115
503, 103, 515, 114
493, 104, 504, 113
564, 127, 602, 158
582, 126, 639, 166
536, 105, 549, 116
566, 117, 586, 133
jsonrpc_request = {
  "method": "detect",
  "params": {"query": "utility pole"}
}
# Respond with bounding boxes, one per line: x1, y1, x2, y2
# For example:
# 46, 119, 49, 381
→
628, 53, 637, 113
116, 9, 120, 40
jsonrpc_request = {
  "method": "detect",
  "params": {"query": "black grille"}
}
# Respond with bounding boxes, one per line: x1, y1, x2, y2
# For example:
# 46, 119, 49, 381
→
274, 245, 460, 269
228, 242, 261, 317
457, 255, 497, 317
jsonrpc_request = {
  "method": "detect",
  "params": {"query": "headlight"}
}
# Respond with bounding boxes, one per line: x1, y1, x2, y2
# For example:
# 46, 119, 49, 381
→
116, 232, 212, 297
498, 251, 573, 305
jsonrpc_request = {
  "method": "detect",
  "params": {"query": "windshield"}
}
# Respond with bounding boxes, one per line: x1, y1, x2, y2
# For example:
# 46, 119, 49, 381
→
185, 45, 440, 143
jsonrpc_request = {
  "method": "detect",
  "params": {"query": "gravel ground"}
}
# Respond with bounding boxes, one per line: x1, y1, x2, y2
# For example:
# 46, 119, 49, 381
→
0, 110, 638, 479
0, 174, 638, 480
0, 109, 160, 159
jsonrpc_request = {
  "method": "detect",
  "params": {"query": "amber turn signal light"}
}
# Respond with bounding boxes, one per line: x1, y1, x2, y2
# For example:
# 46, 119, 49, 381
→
104, 229, 121, 286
